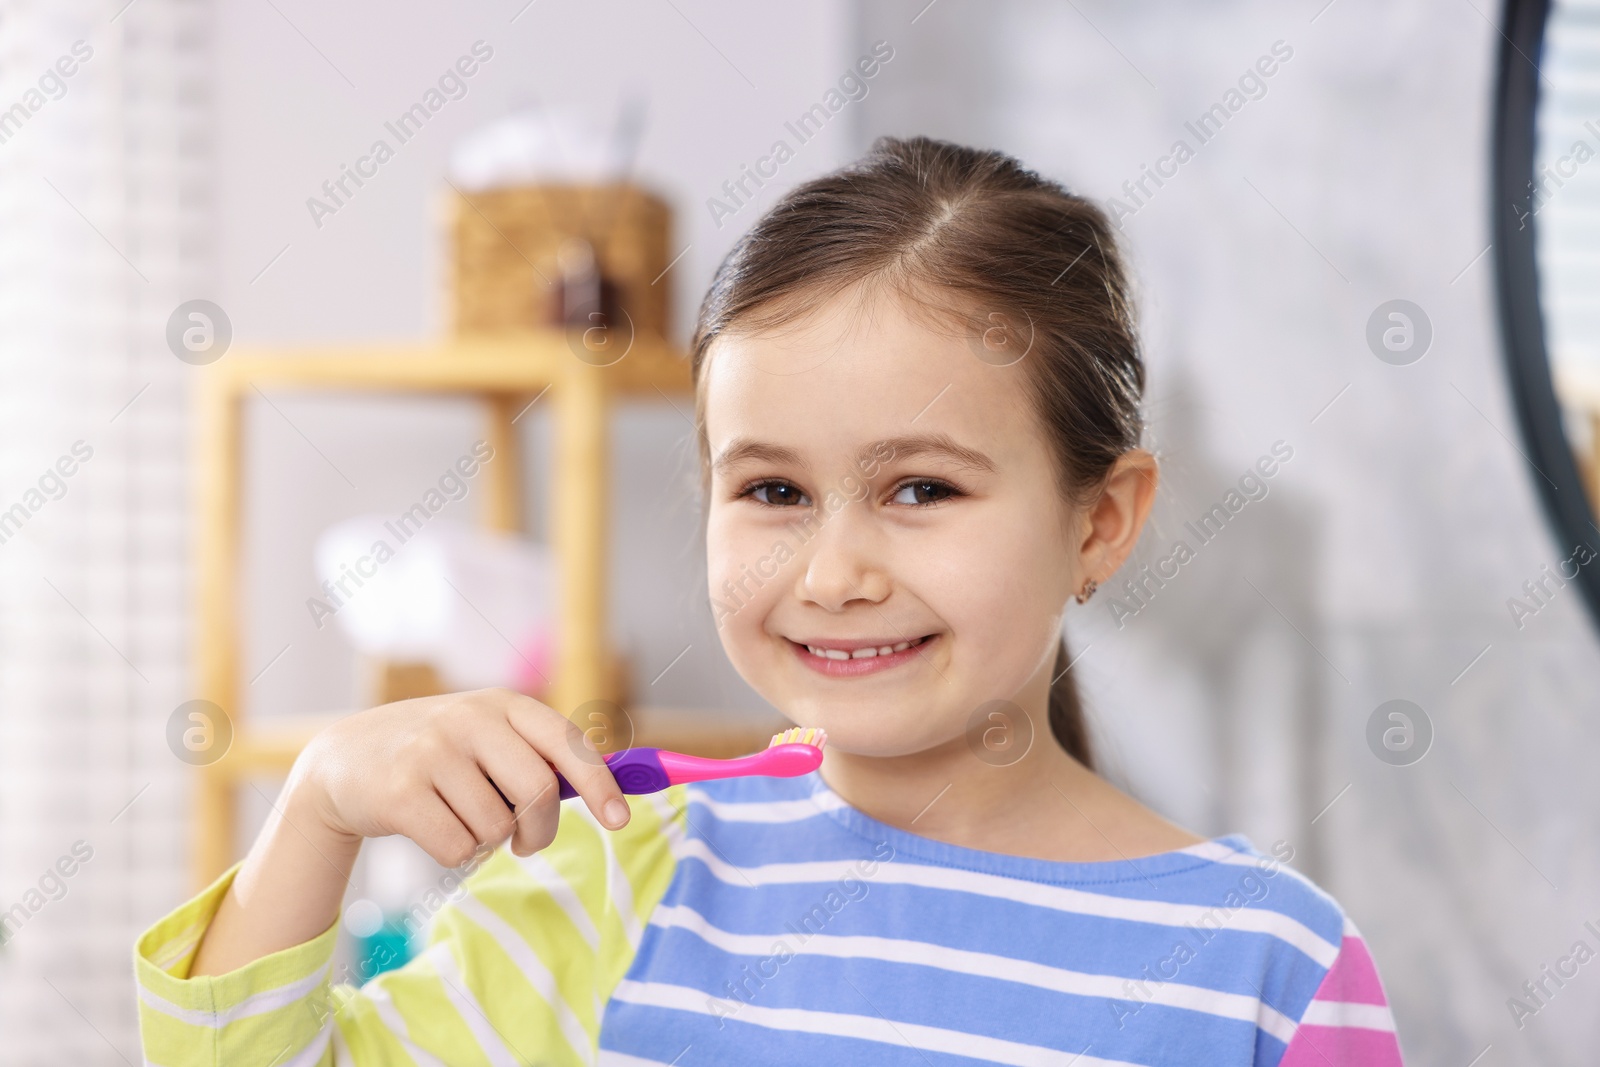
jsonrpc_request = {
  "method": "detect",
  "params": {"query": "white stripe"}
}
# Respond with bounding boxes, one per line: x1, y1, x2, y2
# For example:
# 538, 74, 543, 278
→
673, 836, 1339, 967
514, 850, 602, 949
646, 792, 692, 863
1166, 845, 1348, 946
141, 1026, 334, 1067
330, 1023, 356, 1067
684, 789, 848, 824
425, 942, 526, 1067
360, 978, 452, 1067
597, 1052, 681, 1067
613, 979, 1146, 1067
450, 892, 596, 1065
646, 792, 683, 838
1299, 999, 1396, 1032
1256, 860, 1345, 912
278, 1022, 335, 1067
1178, 841, 1271, 868
649, 902, 1298, 1045
1054, 836, 1335, 932
147, 922, 207, 972
137, 960, 331, 1029
575, 802, 646, 949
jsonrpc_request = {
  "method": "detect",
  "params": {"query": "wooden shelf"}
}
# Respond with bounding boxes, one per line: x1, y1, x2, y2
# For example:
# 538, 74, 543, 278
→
209, 329, 692, 396
190, 329, 719, 887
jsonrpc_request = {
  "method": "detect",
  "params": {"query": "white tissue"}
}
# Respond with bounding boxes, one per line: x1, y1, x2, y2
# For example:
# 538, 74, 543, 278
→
447, 106, 632, 192
314, 516, 558, 692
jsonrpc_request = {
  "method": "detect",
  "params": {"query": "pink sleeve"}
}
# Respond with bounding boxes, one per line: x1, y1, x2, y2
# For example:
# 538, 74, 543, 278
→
1278, 924, 1405, 1066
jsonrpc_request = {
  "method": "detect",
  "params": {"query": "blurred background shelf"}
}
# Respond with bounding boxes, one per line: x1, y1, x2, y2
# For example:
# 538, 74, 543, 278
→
187, 182, 753, 887
193, 330, 710, 885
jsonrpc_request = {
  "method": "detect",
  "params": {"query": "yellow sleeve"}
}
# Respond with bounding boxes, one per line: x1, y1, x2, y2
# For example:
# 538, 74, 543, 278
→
133, 860, 342, 1066
133, 789, 684, 1066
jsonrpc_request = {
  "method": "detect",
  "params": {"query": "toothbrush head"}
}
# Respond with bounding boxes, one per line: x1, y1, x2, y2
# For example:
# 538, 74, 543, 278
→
750, 726, 826, 777
652, 727, 828, 787
768, 726, 827, 751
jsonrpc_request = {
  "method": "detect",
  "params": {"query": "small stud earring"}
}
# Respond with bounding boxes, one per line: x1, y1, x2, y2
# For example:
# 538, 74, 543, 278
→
1075, 579, 1098, 605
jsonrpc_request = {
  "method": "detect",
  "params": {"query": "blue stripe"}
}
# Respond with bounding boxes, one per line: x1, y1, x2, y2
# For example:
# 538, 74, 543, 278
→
597, 773, 1349, 1067
603, 1002, 1076, 1067
653, 861, 1328, 1010
625, 925, 1267, 1066
684, 780, 1341, 937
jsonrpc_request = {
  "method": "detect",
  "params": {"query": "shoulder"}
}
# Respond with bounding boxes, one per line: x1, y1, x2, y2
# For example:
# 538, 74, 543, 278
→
1194, 837, 1404, 1064
1205, 836, 1335, 913
1175, 836, 1350, 968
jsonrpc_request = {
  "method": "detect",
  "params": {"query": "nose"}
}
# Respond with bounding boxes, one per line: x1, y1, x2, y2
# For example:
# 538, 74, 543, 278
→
794, 504, 891, 612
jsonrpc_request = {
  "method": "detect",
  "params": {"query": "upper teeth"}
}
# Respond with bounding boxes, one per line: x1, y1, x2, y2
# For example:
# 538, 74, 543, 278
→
806, 640, 916, 660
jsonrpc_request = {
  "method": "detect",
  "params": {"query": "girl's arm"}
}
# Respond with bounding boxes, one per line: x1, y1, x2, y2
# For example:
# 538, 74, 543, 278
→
189, 688, 631, 977
1276, 923, 1406, 1066
186, 772, 362, 978
134, 689, 637, 1067
135, 789, 683, 1067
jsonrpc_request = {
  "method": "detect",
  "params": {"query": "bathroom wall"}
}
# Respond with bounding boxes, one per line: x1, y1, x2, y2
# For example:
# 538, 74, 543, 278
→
215, 0, 858, 732
858, 1, 1600, 1062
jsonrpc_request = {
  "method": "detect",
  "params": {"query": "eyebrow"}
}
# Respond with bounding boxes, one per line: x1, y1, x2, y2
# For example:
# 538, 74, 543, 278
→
711, 432, 997, 477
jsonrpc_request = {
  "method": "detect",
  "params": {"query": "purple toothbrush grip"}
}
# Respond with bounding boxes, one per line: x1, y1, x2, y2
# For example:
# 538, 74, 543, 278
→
555, 748, 669, 800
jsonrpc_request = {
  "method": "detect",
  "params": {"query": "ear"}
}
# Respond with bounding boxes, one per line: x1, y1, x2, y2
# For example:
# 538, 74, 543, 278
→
1076, 449, 1159, 585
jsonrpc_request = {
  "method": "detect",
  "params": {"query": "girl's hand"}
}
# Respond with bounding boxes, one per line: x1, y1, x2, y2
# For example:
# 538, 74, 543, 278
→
291, 688, 632, 866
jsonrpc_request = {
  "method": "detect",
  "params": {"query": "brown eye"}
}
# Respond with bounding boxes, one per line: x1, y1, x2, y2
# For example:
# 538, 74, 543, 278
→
749, 481, 810, 507
891, 480, 955, 505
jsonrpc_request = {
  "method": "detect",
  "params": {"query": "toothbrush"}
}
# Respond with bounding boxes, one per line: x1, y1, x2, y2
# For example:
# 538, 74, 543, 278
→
553, 726, 827, 800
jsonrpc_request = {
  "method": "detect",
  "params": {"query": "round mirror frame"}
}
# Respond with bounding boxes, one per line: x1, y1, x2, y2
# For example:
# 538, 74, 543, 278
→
1493, 0, 1600, 633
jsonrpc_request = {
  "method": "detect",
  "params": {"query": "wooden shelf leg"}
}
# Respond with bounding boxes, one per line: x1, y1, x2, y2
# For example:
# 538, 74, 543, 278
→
194, 376, 243, 889
195, 766, 236, 888
551, 364, 610, 719
484, 394, 524, 533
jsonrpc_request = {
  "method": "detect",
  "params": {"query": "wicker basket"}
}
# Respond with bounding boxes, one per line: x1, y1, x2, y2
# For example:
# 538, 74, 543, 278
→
449, 183, 673, 337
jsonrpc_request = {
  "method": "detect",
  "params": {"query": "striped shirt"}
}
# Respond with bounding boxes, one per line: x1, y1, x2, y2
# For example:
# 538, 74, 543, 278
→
134, 772, 1404, 1066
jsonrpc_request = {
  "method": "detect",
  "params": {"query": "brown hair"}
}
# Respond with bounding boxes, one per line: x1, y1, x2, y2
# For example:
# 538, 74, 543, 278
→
688, 135, 1146, 771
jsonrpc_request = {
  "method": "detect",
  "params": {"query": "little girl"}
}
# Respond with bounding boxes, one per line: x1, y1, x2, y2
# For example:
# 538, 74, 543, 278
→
135, 136, 1403, 1066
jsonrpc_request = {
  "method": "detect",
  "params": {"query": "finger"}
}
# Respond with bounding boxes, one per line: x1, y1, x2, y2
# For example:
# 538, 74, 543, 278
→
467, 721, 562, 856
509, 782, 561, 858
399, 789, 480, 869
433, 758, 518, 849
504, 697, 631, 830
470, 719, 560, 812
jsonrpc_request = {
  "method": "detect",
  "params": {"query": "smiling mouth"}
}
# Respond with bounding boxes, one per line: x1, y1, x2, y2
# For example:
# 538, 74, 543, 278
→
799, 635, 932, 660
787, 634, 937, 675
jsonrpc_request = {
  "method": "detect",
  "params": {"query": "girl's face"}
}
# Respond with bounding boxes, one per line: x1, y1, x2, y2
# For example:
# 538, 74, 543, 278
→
702, 285, 1084, 758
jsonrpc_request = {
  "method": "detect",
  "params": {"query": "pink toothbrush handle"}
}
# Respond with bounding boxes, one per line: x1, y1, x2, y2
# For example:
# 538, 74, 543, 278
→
659, 743, 824, 785
549, 743, 824, 802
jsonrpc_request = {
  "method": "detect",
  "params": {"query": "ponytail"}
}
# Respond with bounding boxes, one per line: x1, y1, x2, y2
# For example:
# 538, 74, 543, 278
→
1046, 637, 1094, 770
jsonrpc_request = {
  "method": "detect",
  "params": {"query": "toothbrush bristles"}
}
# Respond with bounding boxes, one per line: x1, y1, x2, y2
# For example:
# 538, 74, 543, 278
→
768, 726, 827, 751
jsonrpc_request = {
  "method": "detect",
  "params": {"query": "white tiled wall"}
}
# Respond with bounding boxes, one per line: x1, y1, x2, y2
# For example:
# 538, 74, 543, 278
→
0, 0, 206, 1060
